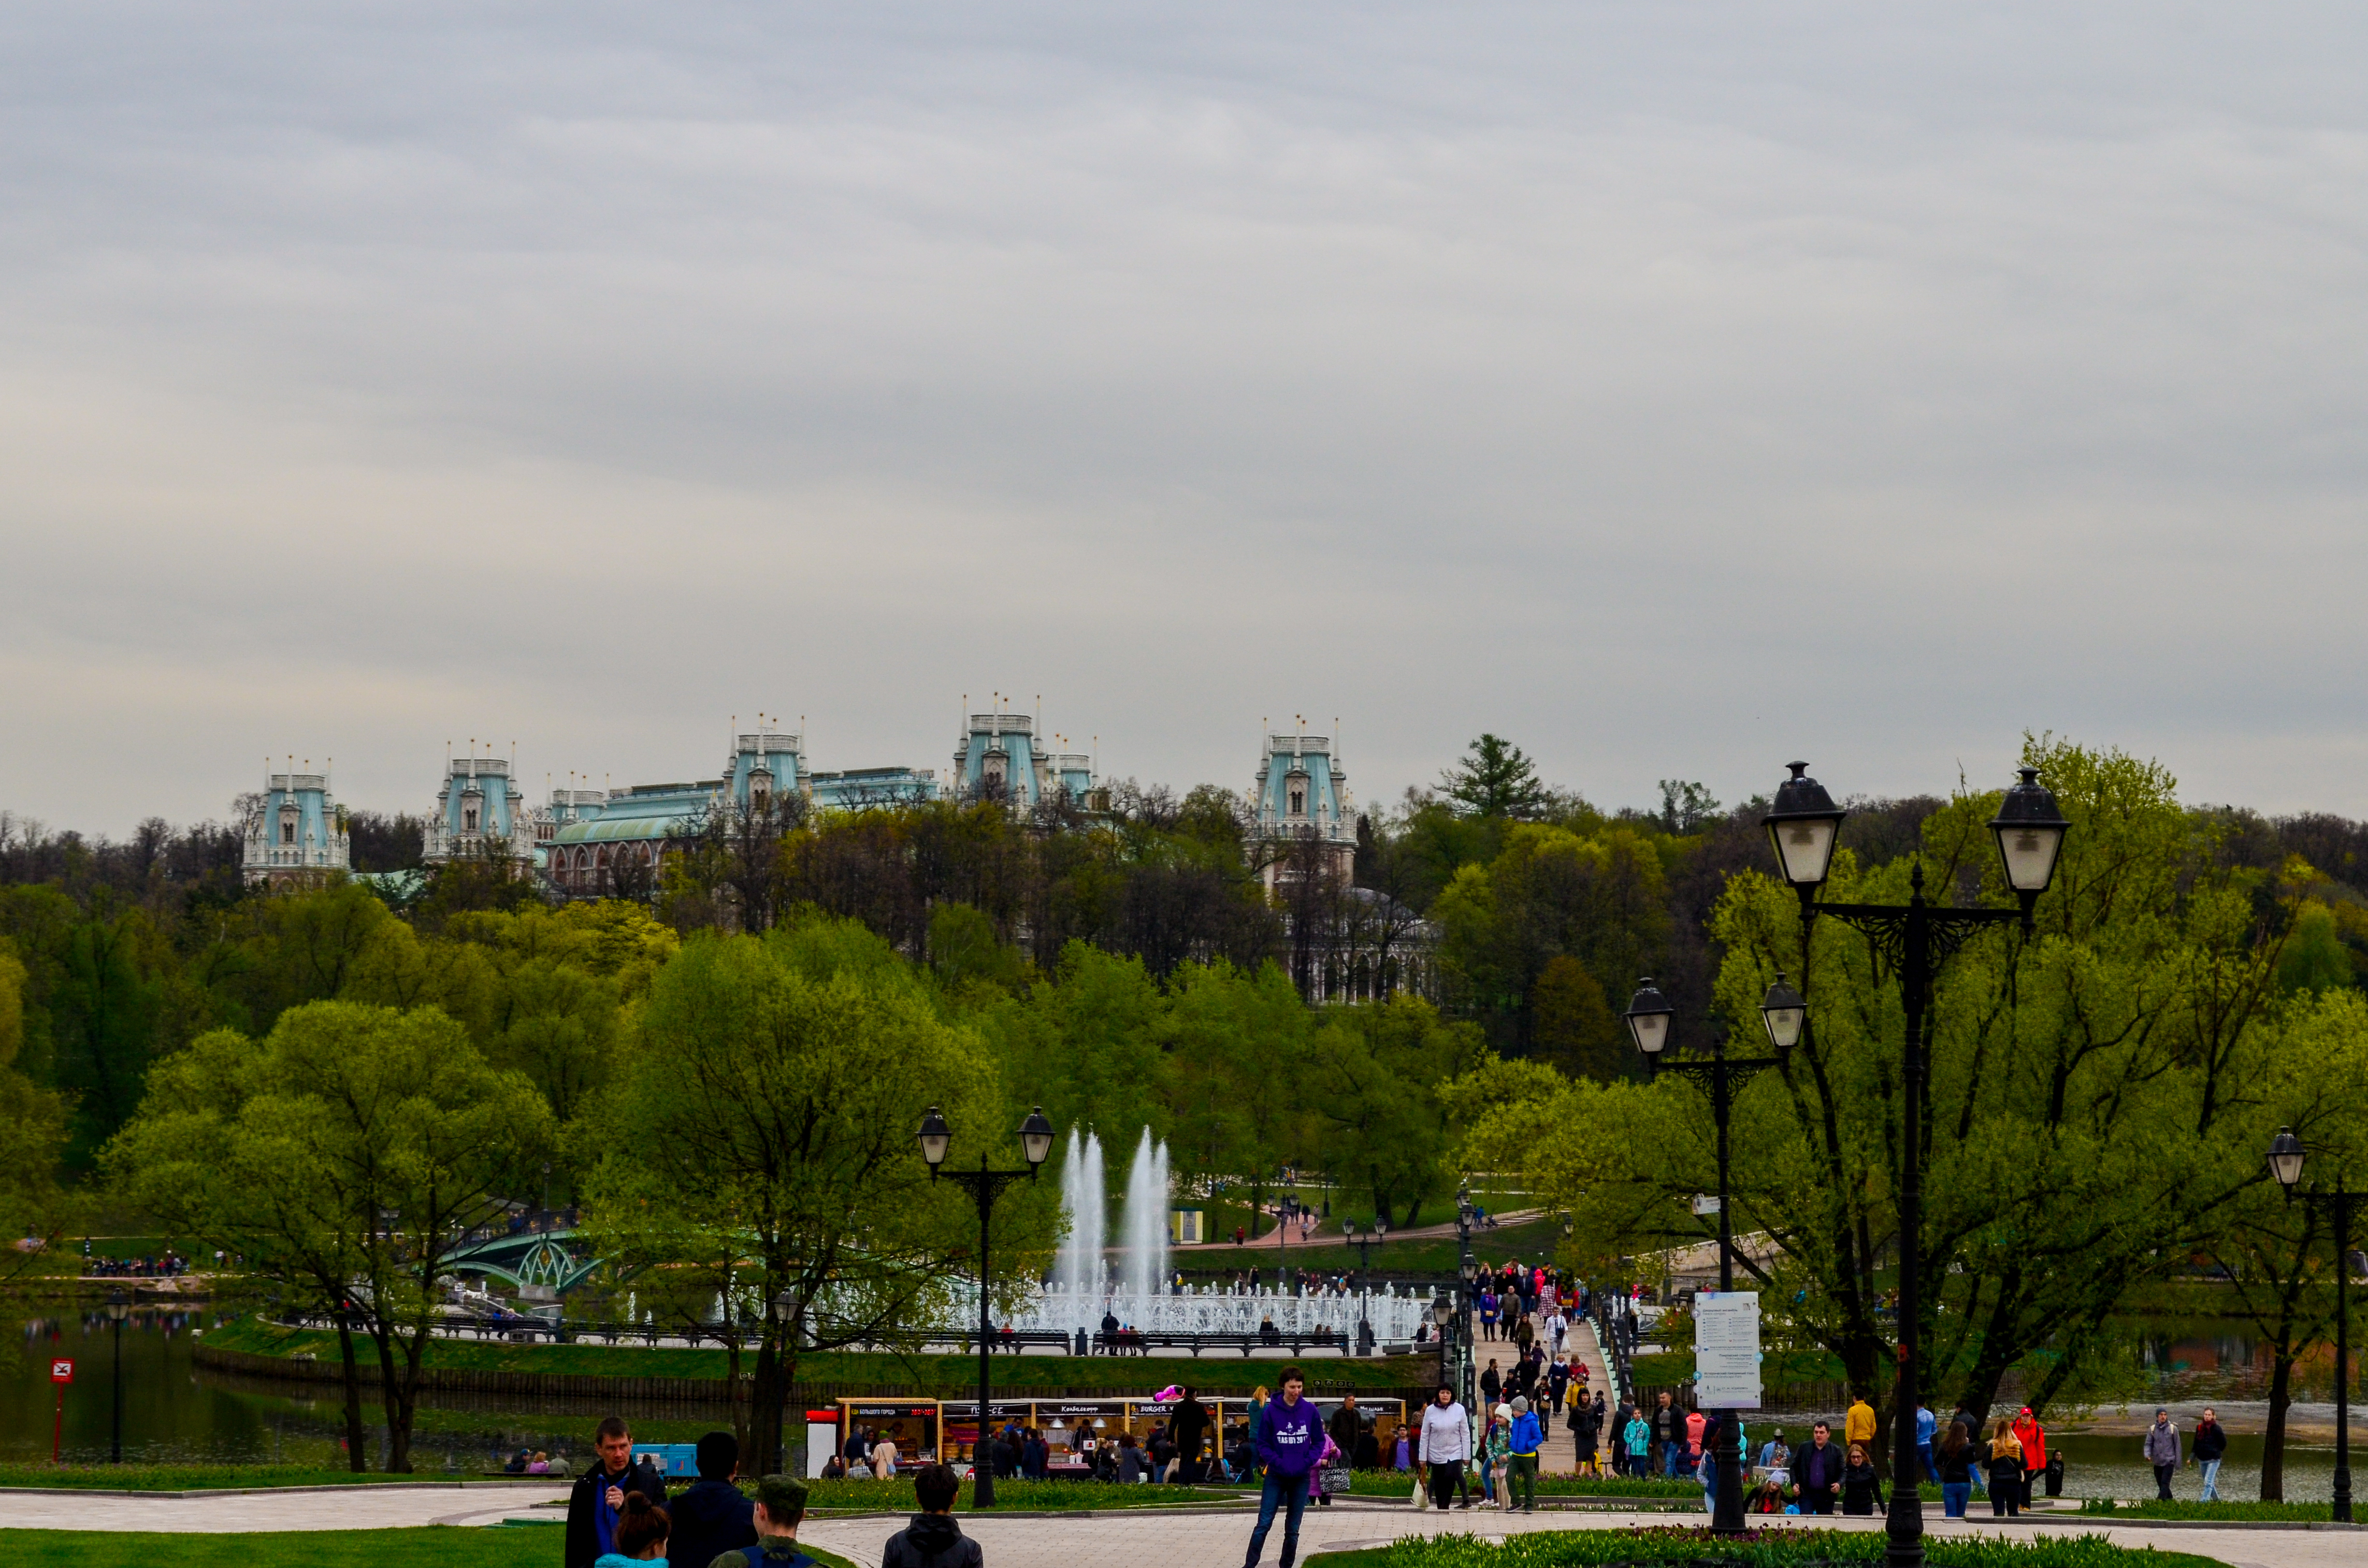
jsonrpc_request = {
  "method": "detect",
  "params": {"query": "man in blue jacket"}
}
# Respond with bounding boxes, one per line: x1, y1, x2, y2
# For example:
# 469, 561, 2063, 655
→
1243, 1366, 1322, 1567
1506, 1397, 1544, 1513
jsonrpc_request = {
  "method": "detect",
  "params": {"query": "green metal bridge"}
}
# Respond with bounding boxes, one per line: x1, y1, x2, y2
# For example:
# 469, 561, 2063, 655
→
445, 1227, 603, 1296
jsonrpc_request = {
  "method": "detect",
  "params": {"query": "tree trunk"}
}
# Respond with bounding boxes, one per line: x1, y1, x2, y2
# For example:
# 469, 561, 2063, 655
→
334, 1311, 369, 1472
2262, 1352, 2295, 1502
369, 1329, 421, 1473
750, 1332, 787, 1475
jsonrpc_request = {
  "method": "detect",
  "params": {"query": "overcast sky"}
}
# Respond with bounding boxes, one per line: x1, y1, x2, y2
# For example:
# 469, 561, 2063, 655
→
5, 2, 2365, 835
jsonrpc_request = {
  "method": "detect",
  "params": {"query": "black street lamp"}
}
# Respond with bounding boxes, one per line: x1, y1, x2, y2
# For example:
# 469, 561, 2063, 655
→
2267, 1127, 2356, 1522
917, 1103, 1055, 1508
1762, 760, 2070, 1568
105, 1288, 129, 1464
1623, 974, 1797, 1535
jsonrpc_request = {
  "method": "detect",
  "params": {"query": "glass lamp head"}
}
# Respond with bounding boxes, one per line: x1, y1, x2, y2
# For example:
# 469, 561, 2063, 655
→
1990, 766, 2071, 896
1017, 1106, 1055, 1168
1760, 972, 1808, 1053
1762, 762, 1847, 890
1624, 977, 1675, 1056
2268, 1126, 2305, 1194
915, 1106, 951, 1168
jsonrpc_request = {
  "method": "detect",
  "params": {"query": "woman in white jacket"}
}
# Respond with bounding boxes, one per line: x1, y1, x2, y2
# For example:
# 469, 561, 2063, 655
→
1419, 1385, 1474, 1511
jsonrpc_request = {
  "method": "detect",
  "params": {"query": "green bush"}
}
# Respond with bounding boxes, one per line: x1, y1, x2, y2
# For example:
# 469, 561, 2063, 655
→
1333, 1526, 2223, 1568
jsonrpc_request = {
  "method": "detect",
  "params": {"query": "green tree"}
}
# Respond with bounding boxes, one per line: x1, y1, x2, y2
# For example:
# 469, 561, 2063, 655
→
573, 919, 1049, 1473
0, 941, 72, 1284
1469, 737, 2298, 1462
2278, 901, 2355, 994
1528, 955, 1627, 1081
1160, 960, 1312, 1236
1440, 735, 1549, 821
107, 1003, 552, 1470
1302, 996, 1483, 1227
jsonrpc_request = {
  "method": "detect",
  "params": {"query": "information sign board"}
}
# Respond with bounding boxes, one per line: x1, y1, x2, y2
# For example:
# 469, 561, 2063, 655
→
1692, 1290, 1760, 1409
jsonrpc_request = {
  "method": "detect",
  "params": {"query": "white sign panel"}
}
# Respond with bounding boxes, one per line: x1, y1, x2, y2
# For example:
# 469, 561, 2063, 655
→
1693, 1290, 1761, 1409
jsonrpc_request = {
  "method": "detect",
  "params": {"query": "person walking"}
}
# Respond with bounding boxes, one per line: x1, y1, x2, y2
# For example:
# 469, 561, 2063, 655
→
882, 1464, 983, 1568
1844, 1394, 1877, 1456
1480, 1360, 1502, 1406
2194, 1408, 2227, 1502
2143, 1409, 2182, 1501
1568, 1386, 1596, 1476
1841, 1442, 1885, 1516
870, 1432, 901, 1480
2012, 1407, 2048, 1511
1174, 1389, 1211, 1483
1983, 1419, 2025, 1518
1652, 1392, 1680, 1478
1936, 1420, 1974, 1519
1544, 1305, 1568, 1360
1243, 1367, 1323, 1567
1482, 1405, 1513, 1511
1794, 1421, 1842, 1515
1420, 1384, 1474, 1511
1547, 1355, 1570, 1416
1478, 1287, 1500, 1342
1916, 1402, 1937, 1483
1684, 1406, 1708, 1476
1623, 1404, 1650, 1479
567, 1416, 668, 1568
668, 1432, 757, 1568
1506, 1397, 1543, 1513
1327, 1395, 1365, 1483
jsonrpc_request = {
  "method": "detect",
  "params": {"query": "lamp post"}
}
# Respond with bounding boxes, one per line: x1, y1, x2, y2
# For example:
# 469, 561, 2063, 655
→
917, 1104, 1056, 1508
1623, 972, 1803, 1535
105, 1289, 129, 1464
1762, 761, 2069, 1568
2267, 1127, 2356, 1521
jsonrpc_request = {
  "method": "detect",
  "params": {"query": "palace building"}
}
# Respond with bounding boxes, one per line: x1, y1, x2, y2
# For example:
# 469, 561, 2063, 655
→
241, 763, 351, 885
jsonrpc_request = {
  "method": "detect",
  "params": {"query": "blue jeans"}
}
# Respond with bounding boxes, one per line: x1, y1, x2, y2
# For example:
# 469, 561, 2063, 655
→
1245, 1471, 1309, 1568
1942, 1482, 1971, 1517
2201, 1458, 2221, 1501
1918, 1444, 1936, 1482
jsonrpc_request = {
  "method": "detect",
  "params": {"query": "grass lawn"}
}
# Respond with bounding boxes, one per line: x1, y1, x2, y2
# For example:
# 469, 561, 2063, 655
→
204, 1316, 1430, 1393
1316, 1528, 2226, 1567
0, 1464, 488, 1491
0, 1529, 859, 1568
2076, 1497, 2332, 1521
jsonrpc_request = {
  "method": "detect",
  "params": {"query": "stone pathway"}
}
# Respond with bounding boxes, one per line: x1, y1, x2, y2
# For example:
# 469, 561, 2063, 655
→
799, 1503, 2347, 1568
0, 1480, 568, 1532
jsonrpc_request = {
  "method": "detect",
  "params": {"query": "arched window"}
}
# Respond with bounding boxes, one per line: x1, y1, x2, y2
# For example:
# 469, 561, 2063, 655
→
463, 805, 480, 833
1289, 788, 1305, 816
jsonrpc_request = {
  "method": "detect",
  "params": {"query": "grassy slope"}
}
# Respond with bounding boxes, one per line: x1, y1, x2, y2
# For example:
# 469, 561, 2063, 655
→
204, 1317, 1431, 1392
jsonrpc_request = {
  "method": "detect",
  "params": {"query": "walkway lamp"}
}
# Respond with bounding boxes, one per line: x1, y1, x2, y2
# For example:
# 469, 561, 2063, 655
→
1989, 768, 2071, 928
1621, 978, 1674, 1057
1762, 762, 1846, 904
106, 1289, 129, 1464
915, 1104, 1052, 1509
1759, 758, 2072, 1567
2265, 1127, 2354, 1520
1759, 974, 1807, 1052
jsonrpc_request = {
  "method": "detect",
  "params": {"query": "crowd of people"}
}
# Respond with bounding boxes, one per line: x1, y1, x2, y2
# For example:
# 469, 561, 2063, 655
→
564, 1419, 980, 1568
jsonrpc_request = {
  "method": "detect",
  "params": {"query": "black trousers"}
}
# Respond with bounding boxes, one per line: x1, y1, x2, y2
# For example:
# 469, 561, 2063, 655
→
1427, 1461, 1469, 1508
2154, 1462, 2175, 1500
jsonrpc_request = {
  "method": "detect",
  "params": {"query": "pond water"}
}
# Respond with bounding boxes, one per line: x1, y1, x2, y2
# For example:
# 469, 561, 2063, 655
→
8, 1310, 732, 1471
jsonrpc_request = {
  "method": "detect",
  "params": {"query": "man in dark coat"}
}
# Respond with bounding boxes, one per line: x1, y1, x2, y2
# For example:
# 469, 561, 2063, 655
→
1172, 1389, 1211, 1482
669, 1431, 757, 1568
565, 1416, 667, 1568
883, 1464, 984, 1568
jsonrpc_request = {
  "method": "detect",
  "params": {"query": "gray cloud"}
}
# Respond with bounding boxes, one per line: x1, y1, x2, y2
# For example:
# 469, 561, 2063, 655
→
3, 1, 2365, 832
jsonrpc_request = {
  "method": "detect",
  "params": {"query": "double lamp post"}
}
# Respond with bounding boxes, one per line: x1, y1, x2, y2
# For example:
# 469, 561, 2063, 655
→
915, 1102, 1057, 1509
1623, 760, 2071, 1565
2266, 1127, 2359, 1523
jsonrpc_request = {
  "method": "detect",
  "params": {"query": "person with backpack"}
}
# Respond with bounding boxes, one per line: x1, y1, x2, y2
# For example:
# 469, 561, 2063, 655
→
708, 1476, 818, 1568
668, 1432, 757, 1568
881, 1464, 983, 1568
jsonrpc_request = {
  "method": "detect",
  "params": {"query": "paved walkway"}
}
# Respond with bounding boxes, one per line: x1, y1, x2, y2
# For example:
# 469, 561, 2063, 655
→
0, 1482, 568, 1532
799, 1503, 2348, 1568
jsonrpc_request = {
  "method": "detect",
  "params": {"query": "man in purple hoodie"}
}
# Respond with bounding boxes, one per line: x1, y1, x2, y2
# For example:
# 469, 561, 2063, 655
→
1243, 1367, 1322, 1567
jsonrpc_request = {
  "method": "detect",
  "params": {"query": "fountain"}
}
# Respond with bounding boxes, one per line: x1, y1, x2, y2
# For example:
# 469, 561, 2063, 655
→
1118, 1128, 1171, 1308
943, 1122, 1430, 1347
